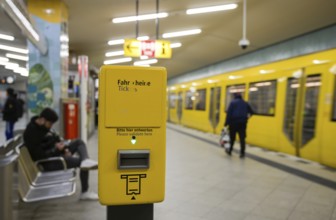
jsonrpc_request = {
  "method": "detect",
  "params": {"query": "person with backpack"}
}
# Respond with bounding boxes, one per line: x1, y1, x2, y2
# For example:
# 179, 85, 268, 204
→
15, 93, 25, 119
2, 88, 19, 140
224, 93, 254, 158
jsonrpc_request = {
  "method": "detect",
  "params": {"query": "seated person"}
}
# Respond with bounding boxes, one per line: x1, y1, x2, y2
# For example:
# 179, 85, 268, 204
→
23, 107, 98, 200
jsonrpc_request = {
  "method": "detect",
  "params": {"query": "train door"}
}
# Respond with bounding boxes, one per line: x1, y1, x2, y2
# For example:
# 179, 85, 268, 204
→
209, 86, 221, 133
177, 91, 183, 124
283, 72, 321, 158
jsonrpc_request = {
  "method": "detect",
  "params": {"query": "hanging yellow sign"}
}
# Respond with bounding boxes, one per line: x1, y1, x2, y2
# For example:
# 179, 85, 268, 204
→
123, 39, 171, 59
124, 39, 141, 57
155, 40, 171, 59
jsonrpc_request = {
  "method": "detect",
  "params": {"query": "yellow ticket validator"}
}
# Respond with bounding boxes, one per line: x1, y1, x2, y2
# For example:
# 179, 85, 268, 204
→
98, 66, 166, 205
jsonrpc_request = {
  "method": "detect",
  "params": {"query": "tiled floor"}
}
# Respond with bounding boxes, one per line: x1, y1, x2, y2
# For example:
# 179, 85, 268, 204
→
4, 117, 336, 220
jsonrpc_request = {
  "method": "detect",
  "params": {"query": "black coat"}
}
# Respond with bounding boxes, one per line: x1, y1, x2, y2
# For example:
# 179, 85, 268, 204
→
3, 96, 18, 122
23, 116, 61, 161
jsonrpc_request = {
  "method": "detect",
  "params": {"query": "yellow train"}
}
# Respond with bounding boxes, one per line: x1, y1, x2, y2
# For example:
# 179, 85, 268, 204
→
167, 48, 336, 168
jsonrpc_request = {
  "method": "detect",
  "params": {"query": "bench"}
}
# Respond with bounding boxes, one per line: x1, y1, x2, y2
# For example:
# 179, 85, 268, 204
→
17, 146, 76, 202
0, 134, 23, 155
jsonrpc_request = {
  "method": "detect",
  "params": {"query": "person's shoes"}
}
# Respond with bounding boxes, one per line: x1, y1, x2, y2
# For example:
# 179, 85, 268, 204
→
240, 154, 245, 158
80, 191, 99, 201
80, 159, 98, 170
225, 149, 231, 156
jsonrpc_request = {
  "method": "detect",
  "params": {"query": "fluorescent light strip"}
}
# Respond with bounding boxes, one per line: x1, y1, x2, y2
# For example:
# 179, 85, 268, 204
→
104, 57, 132, 65
107, 36, 149, 45
60, 34, 69, 42
108, 39, 125, 45
113, 12, 168, 23
170, 42, 182, 48
134, 59, 158, 66
0, 56, 10, 62
6, 53, 28, 61
137, 36, 149, 41
162, 29, 201, 38
0, 44, 28, 54
0, 33, 14, 41
5, 0, 40, 42
105, 50, 124, 57
0, 60, 18, 67
186, 4, 238, 15
140, 56, 149, 60
14, 67, 28, 76
5, 63, 19, 70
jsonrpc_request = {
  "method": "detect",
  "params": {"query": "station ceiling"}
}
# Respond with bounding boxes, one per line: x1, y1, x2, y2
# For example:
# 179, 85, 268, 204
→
1, 0, 336, 82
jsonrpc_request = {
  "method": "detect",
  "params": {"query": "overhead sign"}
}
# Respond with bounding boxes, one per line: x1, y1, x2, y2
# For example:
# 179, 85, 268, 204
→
155, 40, 172, 59
124, 39, 141, 57
124, 39, 171, 59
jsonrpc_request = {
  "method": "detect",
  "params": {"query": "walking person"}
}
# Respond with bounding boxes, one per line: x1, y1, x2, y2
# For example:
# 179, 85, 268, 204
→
23, 107, 99, 200
2, 88, 19, 140
224, 93, 253, 158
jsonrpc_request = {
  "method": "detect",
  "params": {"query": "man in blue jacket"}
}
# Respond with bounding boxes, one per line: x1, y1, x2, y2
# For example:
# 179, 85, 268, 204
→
224, 93, 253, 158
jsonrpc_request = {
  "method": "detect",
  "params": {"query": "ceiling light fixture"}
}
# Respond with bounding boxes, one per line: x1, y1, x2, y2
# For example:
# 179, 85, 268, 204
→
112, 12, 168, 23
0, 44, 28, 54
14, 67, 28, 76
104, 57, 132, 65
162, 29, 201, 38
137, 36, 149, 41
170, 42, 182, 48
134, 59, 158, 66
186, 3, 238, 15
6, 53, 28, 61
5, 0, 40, 42
0, 33, 15, 41
108, 39, 125, 46
105, 50, 124, 57
107, 36, 149, 46
0, 56, 9, 62
140, 56, 149, 60
5, 62, 19, 70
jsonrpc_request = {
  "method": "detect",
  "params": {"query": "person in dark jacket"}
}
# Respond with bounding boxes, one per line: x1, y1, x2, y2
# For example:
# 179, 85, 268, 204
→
2, 88, 18, 140
224, 93, 253, 158
23, 107, 99, 200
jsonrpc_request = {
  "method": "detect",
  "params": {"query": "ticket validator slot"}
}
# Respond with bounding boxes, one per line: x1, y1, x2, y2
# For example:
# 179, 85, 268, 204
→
118, 150, 150, 170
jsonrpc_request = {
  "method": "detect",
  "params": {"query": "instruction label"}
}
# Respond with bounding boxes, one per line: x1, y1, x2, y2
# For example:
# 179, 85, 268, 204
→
117, 128, 153, 136
117, 79, 152, 92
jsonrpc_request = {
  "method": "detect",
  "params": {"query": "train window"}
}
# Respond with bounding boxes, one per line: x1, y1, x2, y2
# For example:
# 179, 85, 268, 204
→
283, 78, 298, 142
195, 89, 206, 111
302, 75, 321, 145
169, 92, 176, 109
177, 92, 183, 121
248, 80, 276, 116
332, 76, 336, 121
225, 84, 246, 111
185, 90, 194, 110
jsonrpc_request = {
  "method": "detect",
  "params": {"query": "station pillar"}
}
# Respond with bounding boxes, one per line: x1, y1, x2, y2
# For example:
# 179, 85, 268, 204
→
27, 0, 69, 133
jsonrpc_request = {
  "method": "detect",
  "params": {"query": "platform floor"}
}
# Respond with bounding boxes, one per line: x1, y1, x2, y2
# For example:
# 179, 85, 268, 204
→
4, 118, 336, 220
